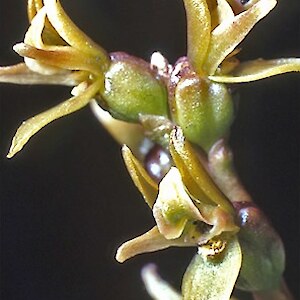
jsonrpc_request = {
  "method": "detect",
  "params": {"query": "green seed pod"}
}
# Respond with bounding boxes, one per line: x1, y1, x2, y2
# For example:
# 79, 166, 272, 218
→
234, 202, 285, 292
100, 52, 168, 122
170, 58, 234, 152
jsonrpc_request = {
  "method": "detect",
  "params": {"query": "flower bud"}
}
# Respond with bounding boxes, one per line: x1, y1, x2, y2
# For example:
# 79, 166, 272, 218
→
100, 52, 168, 122
170, 58, 234, 152
234, 202, 285, 292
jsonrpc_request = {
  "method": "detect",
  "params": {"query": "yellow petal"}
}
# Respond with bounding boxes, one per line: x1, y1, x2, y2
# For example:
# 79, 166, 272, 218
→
44, 0, 109, 67
182, 236, 242, 300
23, 57, 67, 75
170, 127, 234, 215
216, 0, 235, 23
27, 0, 43, 22
122, 145, 158, 208
183, 0, 211, 75
27, 1, 66, 47
7, 79, 103, 158
153, 167, 204, 239
204, 0, 277, 75
209, 58, 300, 83
14, 43, 103, 76
25, 6, 47, 47
169, 132, 214, 208
116, 226, 183, 263
209, 0, 235, 29
0, 63, 80, 86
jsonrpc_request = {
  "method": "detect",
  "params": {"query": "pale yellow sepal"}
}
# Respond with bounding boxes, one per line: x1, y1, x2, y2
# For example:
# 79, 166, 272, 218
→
43, 0, 108, 62
170, 127, 234, 215
122, 145, 158, 207
14, 43, 103, 76
27, 0, 43, 21
116, 226, 186, 263
7, 79, 103, 158
209, 58, 300, 83
182, 236, 242, 300
183, 0, 211, 75
0, 63, 80, 86
153, 167, 204, 239
204, 0, 277, 75
216, 0, 234, 23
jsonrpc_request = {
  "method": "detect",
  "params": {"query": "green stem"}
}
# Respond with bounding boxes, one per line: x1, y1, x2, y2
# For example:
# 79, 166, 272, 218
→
207, 139, 251, 203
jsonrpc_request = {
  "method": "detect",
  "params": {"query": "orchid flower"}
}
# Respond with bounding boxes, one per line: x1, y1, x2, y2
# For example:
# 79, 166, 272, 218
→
182, 0, 300, 82
0, 0, 110, 158
116, 127, 239, 263
1, 1, 297, 299
117, 127, 242, 299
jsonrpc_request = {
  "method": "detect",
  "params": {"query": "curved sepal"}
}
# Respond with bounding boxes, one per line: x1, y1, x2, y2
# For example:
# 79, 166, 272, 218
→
183, 0, 211, 75
204, 0, 277, 75
170, 127, 235, 215
122, 145, 158, 208
210, 58, 300, 83
116, 226, 184, 263
7, 79, 103, 158
44, 0, 108, 63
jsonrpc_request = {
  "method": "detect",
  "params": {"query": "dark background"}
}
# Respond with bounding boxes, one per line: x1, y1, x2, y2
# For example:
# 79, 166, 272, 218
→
0, 1, 299, 299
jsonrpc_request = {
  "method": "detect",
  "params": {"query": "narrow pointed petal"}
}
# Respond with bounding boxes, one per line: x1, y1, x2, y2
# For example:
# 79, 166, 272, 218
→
25, 6, 47, 47
182, 236, 242, 300
183, 0, 211, 75
7, 79, 102, 158
209, 58, 300, 83
204, 0, 277, 75
153, 167, 204, 239
27, 1, 66, 47
116, 226, 183, 263
90, 100, 145, 154
216, 0, 235, 23
122, 145, 158, 207
14, 43, 103, 76
169, 134, 214, 208
0, 63, 79, 86
207, 0, 235, 29
44, 0, 109, 67
141, 264, 182, 300
170, 127, 234, 215
27, 0, 43, 21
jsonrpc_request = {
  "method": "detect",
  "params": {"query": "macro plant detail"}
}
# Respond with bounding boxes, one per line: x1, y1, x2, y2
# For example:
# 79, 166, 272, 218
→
0, 0, 299, 299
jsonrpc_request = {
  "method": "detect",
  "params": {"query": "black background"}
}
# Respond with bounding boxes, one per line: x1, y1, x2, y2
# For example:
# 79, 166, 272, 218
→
0, 1, 299, 299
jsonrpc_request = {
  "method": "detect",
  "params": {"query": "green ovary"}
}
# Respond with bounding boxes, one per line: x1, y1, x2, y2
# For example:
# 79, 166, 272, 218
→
102, 60, 168, 122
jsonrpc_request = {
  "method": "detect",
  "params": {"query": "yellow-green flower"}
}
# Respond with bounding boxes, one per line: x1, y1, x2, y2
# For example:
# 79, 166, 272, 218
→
0, 0, 167, 159
169, 0, 300, 151
0, 0, 110, 158
117, 127, 243, 300
116, 127, 239, 263
182, 0, 300, 81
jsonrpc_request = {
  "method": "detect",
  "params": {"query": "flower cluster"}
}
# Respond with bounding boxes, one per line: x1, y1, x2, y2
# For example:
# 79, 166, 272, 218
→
1, 0, 299, 158
1, 0, 299, 299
